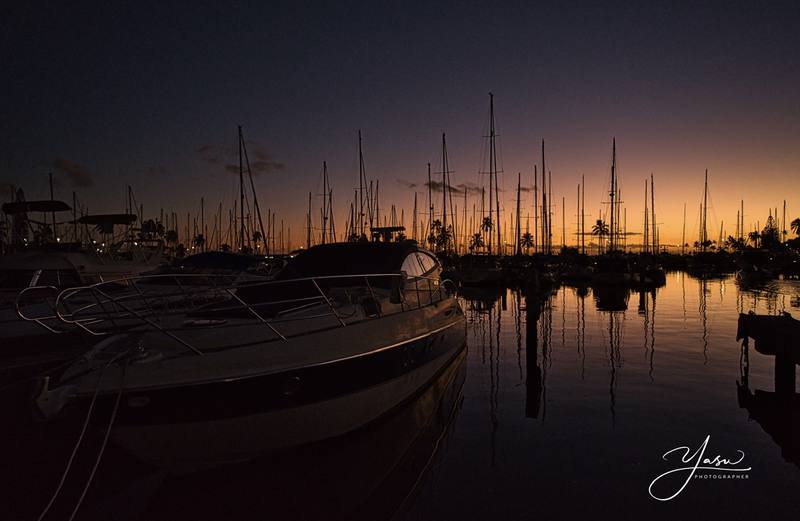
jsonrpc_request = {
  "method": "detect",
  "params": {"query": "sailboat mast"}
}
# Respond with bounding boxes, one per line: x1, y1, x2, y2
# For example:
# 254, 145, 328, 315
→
651, 173, 656, 253
238, 126, 245, 252
427, 163, 433, 245
412, 192, 417, 242
515, 172, 521, 255
541, 141, 547, 254
609, 138, 616, 253
702, 169, 708, 250
644, 180, 649, 253
441, 133, 448, 244
358, 130, 364, 237
488, 93, 494, 255
682, 203, 686, 254
562, 196, 566, 250
533, 165, 538, 253
462, 190, 467, 253
548, 170, 553, 253
307, 192, 312, 249
322, 161, 328, 244
581, 173, 585, 254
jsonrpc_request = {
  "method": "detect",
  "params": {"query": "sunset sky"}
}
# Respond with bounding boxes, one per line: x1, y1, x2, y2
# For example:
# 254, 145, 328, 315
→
2, 1, 799, 248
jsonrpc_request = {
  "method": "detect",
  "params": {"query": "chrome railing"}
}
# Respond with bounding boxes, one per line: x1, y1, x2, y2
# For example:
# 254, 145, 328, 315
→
15, 272, 457, 355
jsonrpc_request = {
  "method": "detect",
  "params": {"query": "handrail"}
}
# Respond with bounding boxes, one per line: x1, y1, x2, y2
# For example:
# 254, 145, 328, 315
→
14, 271, 456, 356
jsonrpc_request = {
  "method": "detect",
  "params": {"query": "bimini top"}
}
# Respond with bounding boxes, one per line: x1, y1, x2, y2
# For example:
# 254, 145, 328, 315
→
2, 200, 71, 214
277, 241, 421, 279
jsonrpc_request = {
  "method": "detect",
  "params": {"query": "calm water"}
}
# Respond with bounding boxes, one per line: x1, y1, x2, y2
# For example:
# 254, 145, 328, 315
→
3, 273, 800, 520
403, 273, 800, 520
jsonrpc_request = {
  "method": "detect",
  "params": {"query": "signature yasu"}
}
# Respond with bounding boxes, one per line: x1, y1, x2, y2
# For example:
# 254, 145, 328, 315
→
648, 435, 751, 501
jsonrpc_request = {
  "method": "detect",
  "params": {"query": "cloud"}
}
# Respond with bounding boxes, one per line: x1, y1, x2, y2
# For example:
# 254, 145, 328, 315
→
196, 144, 229, 164
53, 158, 94, 187
197, 141, 285, 176
396, 179, 417, 189
423, 180, 484, 196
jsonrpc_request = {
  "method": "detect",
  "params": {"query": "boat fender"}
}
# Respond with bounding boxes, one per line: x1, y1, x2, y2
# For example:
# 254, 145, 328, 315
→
34, 377, 77, 420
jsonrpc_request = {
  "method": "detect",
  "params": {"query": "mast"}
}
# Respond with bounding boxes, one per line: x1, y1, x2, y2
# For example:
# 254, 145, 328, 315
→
72, 191, 78, 243
240, 129, 266, 252
541, 141, 547, 254
358, 130, 364, 237
644, 180, 649, 253
609, 138, 616, 253
238, 126, 245, 252
515, 172, 521, 255
682, 203, 686, 254
322, 161, 328, 244
441, 133, 448, 247
561, 195, 566, 250
427, 163, 433, 246
488, 94, 495, 255
533, 165, 539, 253
412, 192, 417, 242
651, 173, 656, 253
548, 170, 553, 253
200, 196, 205, 252
702, 169, 708, 251
577, 183, 581, 254
581, 173, 585, 254
740, 200, 744, 241
48, 172, 55, 240
462, 189, 467, 254
783, 200, 787, 243
306, 192, 312, 249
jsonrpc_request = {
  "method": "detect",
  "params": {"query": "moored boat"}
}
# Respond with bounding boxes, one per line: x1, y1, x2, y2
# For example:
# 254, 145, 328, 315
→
32, 241, 466, 467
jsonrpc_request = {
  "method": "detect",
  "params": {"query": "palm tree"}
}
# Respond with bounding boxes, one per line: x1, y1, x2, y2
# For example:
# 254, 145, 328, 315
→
520, 232, 533, 253
480, 217, 493, 234
164, 229, 179, 245
791, 217, 800, 236
748, 230, 760, 248
252, 231, 262, 253
436, 226, 454, 252
192, 233, 205, 251
591, 219, 609, 253
469, 232, 485, 252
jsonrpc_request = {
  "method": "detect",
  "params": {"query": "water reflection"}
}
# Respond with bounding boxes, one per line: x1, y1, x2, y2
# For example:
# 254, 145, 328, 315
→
447, 274, 800, 519
737, 329, 800, 469
148, 349, 468, 521
7, 273, 800, 521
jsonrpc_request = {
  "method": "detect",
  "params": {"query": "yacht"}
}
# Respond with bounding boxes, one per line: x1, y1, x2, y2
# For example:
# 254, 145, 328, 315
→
32, 241, 466, 467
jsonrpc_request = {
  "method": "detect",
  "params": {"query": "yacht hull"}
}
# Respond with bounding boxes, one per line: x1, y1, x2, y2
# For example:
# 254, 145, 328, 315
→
111, 316, 465, 470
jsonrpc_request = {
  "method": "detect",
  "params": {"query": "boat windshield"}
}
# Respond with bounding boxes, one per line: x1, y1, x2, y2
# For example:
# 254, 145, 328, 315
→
278, 242, 419, 279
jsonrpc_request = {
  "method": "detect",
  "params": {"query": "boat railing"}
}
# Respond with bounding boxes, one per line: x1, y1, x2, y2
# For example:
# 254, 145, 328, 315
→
15, 272, 457, 355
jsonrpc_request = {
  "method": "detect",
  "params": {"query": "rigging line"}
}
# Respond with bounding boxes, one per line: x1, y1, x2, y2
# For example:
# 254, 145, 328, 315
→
36, 351, 125, 521
68, 358, 128, 521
